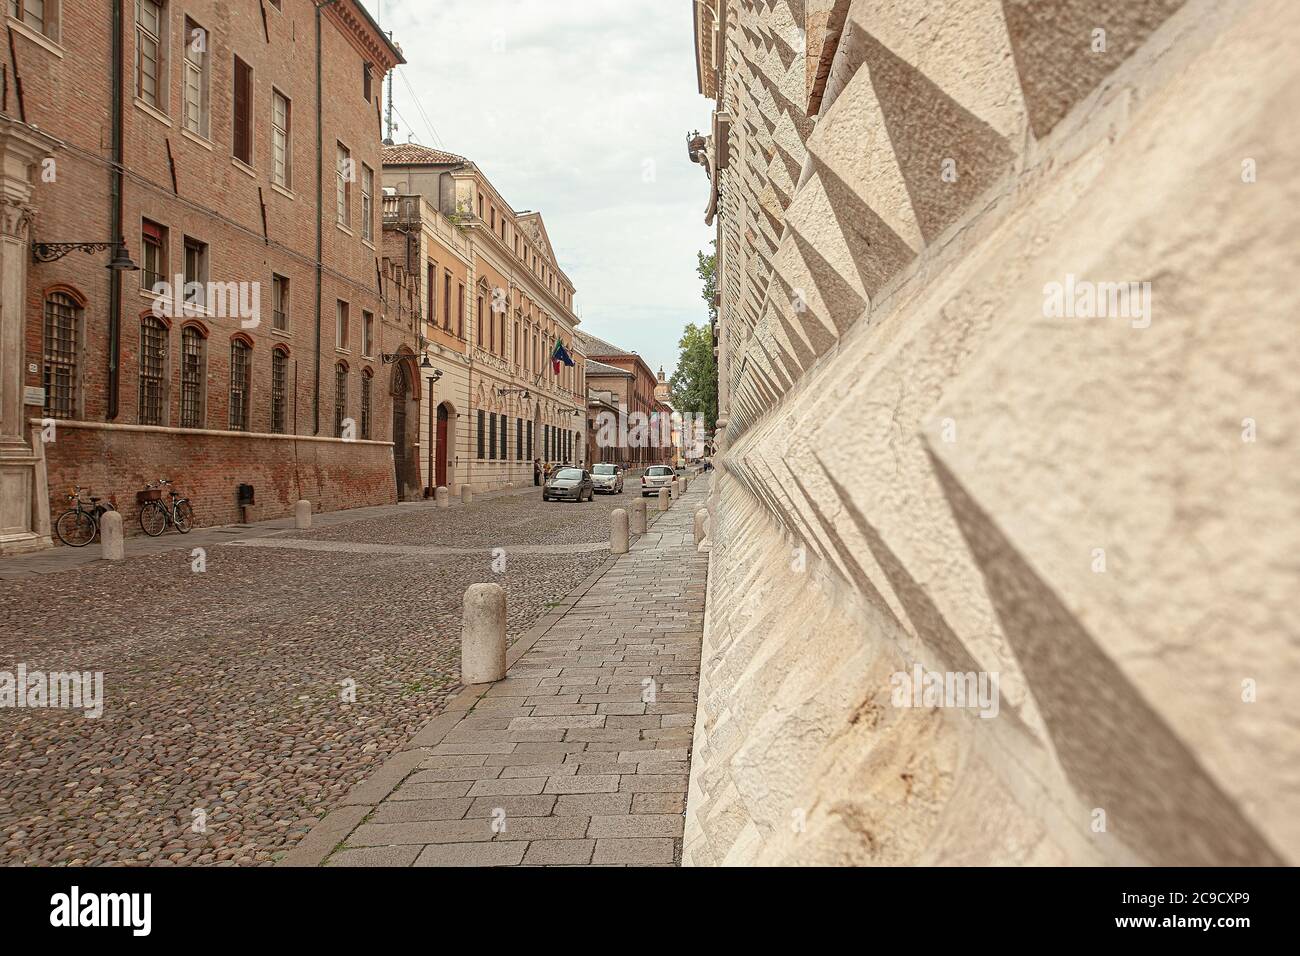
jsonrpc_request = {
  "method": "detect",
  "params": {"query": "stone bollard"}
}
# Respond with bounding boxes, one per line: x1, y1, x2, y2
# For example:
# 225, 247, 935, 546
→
461, 583, 507, 684
461, 485, 473, 505
611, 508, 629, 555
436, 486, 450, 509
631, 498, 647, 534
694, 508, 708, 546
682, 476, 689, 493
658, 487, 670, 511
295, 499, 311, 530
100, 510, 124, 561
670, 480, 680, 500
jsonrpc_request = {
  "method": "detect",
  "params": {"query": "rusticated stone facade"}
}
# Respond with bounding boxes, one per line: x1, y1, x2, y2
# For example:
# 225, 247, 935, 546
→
685, 0, 1298, 865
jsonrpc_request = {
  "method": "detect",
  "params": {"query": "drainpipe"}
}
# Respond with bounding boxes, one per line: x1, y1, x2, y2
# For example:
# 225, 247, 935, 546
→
107, 0, 126, 419
314, 0, 342, 433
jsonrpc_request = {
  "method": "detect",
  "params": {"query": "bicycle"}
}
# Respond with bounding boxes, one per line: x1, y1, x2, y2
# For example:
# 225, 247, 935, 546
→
55, 488, 117, 548
138, 478, 195, 537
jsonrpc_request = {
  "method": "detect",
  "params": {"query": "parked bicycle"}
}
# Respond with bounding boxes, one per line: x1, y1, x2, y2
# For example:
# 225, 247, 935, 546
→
55, 488, 117, 548
138, 478, 195, 537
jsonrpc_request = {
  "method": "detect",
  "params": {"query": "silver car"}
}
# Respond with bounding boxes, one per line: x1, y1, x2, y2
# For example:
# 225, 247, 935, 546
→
641, 465, 675, 497
591, 463, 624, 494
543, 467, 595, 502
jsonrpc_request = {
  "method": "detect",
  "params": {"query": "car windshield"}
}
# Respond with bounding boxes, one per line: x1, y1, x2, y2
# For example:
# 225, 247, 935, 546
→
555, 469, 584, 480
593, 465, 617, 475
646, 467, 672, 476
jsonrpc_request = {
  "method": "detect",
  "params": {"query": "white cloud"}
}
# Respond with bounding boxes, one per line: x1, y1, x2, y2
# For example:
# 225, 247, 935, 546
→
362, 0, 716, 377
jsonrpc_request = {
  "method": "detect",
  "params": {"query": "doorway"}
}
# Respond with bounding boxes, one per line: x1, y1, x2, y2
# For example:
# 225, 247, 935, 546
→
436, 403, 449, 488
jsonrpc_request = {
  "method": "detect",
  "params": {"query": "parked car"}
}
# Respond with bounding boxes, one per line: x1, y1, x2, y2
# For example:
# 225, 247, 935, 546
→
591, 463, 624, 494
543, 467, 595, 502
641, 465, 675, 497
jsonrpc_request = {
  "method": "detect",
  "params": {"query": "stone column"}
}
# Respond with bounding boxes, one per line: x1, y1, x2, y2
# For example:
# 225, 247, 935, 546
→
0, 118, 59, 556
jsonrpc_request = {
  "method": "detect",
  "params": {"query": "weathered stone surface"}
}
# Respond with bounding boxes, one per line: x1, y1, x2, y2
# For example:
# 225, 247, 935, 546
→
687, 0, 1297, 866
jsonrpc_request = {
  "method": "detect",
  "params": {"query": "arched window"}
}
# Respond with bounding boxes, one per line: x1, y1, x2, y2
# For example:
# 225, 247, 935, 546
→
360, 369, 373, 440
138, 315, 168, 425
42, 292, 81, 419
180, 325, 206, 428
271, 346, 290, 434
334, 361, 349, 437
229, 338, 252, 430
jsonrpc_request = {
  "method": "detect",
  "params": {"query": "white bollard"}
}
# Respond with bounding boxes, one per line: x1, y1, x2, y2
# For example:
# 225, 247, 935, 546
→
461, 485, 473, 505
694, 508, 708, 546
682, 476, 689, 493
100, 510, 124, 561
658, 487, 670, 512
436, 486, 450, 509
461, 583, 507, 684
631, 498, 647, 534
295, 499, 311, 530
611, 508, 629, 555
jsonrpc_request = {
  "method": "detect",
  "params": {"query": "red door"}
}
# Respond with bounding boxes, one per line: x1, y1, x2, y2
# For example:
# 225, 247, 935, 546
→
435, 404, 449, 488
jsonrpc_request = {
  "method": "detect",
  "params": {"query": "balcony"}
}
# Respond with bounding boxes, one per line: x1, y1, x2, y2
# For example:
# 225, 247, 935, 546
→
382, 194, 422, 228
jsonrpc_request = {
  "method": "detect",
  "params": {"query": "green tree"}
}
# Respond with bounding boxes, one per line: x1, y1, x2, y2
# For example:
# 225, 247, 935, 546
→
669, 244, 719, 432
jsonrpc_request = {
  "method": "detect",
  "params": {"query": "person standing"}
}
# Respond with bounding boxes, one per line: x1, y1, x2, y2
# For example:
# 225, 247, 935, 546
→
533, 459, 542, 486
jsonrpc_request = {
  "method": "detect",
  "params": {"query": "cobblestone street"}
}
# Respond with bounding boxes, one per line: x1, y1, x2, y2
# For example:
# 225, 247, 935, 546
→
0, 480, 693, 866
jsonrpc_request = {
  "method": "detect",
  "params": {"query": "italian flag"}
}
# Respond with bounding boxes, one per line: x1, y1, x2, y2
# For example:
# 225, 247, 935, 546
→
551, 336, 575, 374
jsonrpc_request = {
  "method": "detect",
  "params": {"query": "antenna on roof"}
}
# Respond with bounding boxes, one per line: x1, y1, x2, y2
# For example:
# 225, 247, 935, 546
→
383, 29, 397, 146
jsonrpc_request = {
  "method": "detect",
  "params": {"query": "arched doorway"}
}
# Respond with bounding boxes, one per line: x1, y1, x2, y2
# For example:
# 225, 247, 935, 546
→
435, 401, 456, 489
391, 360, 419, 500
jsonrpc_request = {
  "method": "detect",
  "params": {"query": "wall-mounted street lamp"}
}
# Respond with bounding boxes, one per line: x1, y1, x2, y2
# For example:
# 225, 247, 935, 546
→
32, 239, 138, 270
381, 350, 440, 380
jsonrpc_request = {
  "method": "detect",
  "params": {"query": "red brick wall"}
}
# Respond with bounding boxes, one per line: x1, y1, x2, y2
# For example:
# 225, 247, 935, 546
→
9, 0, 412, 525
43, 422, 395, 534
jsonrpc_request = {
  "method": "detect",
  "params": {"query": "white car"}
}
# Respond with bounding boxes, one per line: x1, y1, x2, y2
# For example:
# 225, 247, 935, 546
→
641, 465, 675, 497
591, 463, 625, 494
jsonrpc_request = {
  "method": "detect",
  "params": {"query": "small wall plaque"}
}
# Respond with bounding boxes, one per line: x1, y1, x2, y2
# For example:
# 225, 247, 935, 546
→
24, 386, 45, 406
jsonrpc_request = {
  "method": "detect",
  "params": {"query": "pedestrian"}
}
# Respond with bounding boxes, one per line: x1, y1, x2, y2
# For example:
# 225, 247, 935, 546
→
533, 458, 542, 486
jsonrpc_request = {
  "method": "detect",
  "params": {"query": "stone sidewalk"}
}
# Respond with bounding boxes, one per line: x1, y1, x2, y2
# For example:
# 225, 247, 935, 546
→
285, 475, 710, 867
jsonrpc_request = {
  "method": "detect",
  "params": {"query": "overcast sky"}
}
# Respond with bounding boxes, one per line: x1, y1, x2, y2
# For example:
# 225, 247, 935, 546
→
361, 0, 716, 378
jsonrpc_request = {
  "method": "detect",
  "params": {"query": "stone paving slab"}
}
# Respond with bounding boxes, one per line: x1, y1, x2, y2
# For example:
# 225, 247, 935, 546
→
309, 473, 710, 867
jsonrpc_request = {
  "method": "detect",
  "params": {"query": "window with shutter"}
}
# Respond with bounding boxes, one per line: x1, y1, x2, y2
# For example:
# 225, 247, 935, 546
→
233, 56, 253, 164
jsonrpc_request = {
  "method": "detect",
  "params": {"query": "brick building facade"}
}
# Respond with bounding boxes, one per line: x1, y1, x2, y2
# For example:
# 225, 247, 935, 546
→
577, 330, 672, 468
0, 0, 406, 552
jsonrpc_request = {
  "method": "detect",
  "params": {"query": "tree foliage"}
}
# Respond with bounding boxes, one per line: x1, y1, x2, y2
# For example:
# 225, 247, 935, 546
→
669, 243, 718, 432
